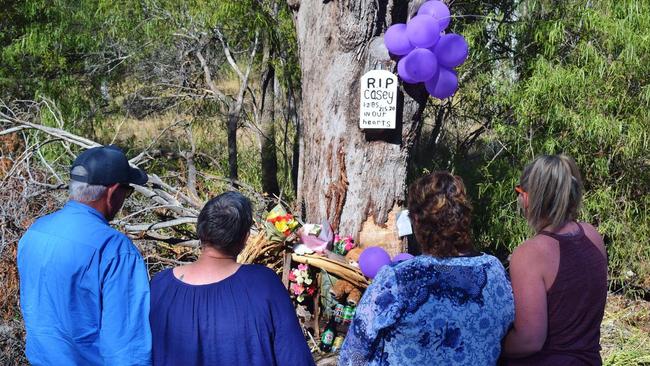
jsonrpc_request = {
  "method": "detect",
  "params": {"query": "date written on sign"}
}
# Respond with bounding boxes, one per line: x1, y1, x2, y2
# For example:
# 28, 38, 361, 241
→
359, 70, 398, 130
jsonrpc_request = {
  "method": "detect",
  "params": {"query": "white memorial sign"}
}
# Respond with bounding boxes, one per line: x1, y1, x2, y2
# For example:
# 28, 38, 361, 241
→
359, 70, 398, 129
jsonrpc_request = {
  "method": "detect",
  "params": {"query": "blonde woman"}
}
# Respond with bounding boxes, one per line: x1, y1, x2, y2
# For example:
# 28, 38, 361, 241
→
503, 155, 607, 365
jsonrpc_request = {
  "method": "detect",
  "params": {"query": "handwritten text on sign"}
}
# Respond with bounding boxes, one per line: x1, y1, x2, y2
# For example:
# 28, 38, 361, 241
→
359, 70, 397, 129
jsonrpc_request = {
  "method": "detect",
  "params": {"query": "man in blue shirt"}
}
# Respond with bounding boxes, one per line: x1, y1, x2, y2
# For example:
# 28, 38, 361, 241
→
18, 145, 152, 365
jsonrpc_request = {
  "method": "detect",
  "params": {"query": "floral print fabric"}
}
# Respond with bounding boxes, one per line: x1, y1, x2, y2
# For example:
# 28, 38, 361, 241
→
339, 254, 514, 366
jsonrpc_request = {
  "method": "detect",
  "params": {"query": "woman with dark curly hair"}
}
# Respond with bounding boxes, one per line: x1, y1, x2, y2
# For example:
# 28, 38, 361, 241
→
339, 171, 515, 366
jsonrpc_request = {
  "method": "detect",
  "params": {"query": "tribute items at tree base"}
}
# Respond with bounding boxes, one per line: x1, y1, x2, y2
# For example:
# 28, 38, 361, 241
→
262, 203, 413, 355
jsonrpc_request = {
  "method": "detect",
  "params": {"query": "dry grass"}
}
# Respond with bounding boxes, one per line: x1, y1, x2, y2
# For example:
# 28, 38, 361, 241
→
96, 113, 190, 148
96, 111, 261, 154
601, 294, 650, 365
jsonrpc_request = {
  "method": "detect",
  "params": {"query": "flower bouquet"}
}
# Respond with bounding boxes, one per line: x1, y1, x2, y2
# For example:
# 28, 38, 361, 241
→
295, 220, 334, 254
264, 204, 300, 243
288, 264, 317, 303
333, 234, 356, 256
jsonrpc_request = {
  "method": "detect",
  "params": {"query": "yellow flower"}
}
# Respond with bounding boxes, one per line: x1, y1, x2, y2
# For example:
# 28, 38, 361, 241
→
275, 221, 289, 233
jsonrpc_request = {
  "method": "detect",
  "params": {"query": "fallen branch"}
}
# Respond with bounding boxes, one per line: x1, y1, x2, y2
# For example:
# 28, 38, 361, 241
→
122, 217, 197, 233
0, 115, 99, 149
1, 100, 202, 241
131, 231, 200, 248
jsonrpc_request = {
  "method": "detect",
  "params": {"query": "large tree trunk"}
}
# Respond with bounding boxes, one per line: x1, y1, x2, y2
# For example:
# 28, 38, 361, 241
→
291, 0, 428, 246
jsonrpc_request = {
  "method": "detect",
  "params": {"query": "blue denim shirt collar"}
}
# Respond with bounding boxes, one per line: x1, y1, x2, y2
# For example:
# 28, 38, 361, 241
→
64, 200, 108, 224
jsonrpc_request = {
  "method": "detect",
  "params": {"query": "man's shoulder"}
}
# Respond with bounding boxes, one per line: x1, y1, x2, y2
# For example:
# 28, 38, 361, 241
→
100, 228, 141, 258
26, 208, 63, 230
27, 205, 113, 236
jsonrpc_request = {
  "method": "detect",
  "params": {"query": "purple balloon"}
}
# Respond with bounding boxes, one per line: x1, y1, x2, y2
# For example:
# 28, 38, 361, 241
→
418, 0, 451, 31
384, 24, 414, 56
393, 253, 414, 263
397, 56, 419, 84
425, 67, 458, 99
406, 15, 440, 48
402, 48, 438, 82
359, 247, 392, 279
433, 33, 469, 68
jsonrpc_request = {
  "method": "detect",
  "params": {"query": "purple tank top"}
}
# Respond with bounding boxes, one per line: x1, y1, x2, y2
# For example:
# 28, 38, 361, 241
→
507, 223, 608, 366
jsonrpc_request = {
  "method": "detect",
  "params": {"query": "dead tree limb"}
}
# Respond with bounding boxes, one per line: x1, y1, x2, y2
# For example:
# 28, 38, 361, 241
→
0, 101, 201, 241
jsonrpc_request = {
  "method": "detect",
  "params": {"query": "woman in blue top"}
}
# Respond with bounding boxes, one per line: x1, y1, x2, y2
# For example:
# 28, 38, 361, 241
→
339, 171, 514, 366
149, 192, 315, 366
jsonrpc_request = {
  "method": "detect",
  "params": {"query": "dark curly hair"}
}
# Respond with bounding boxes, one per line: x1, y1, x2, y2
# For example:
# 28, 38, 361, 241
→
407, 171, 474, 257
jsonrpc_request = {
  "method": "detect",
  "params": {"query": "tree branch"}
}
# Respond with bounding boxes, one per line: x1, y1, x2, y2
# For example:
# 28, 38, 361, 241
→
121, 217, 197, 233
195, 48, 228, 101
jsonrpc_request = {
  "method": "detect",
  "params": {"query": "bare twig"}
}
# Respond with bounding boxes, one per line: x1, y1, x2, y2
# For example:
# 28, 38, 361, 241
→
195, 48, 228, 102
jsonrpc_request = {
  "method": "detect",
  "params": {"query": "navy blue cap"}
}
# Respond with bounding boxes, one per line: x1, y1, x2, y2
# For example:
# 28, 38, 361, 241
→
70, 145, 148, 186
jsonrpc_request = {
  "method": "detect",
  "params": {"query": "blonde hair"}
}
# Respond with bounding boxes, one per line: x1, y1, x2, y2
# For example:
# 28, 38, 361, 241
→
520, 154, 583, 232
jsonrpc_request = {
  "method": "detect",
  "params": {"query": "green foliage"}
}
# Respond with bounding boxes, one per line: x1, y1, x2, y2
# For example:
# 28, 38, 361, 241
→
132, 0, 300, 87
422, 0, 649, 289
0, 0, 144, 121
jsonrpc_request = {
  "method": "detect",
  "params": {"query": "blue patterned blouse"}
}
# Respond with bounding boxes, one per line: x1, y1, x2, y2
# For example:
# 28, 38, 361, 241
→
339, 254, 514, 366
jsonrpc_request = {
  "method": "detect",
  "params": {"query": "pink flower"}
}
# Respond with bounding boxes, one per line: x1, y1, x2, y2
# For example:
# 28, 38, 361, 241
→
290, 283, 304, 295
298, 264, 309, 271
288, 271, 296, 281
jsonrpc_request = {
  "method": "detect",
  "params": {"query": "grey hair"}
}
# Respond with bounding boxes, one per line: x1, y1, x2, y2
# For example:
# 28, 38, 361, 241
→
69, 166, 108, 202
520, 154, 583, 232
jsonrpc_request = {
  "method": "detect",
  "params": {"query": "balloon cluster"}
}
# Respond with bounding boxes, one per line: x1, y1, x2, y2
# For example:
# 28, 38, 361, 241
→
384, 0, 469, 99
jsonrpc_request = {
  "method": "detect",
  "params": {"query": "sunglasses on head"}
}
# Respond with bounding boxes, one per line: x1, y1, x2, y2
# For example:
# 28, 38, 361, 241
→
515, 185, 525, 195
